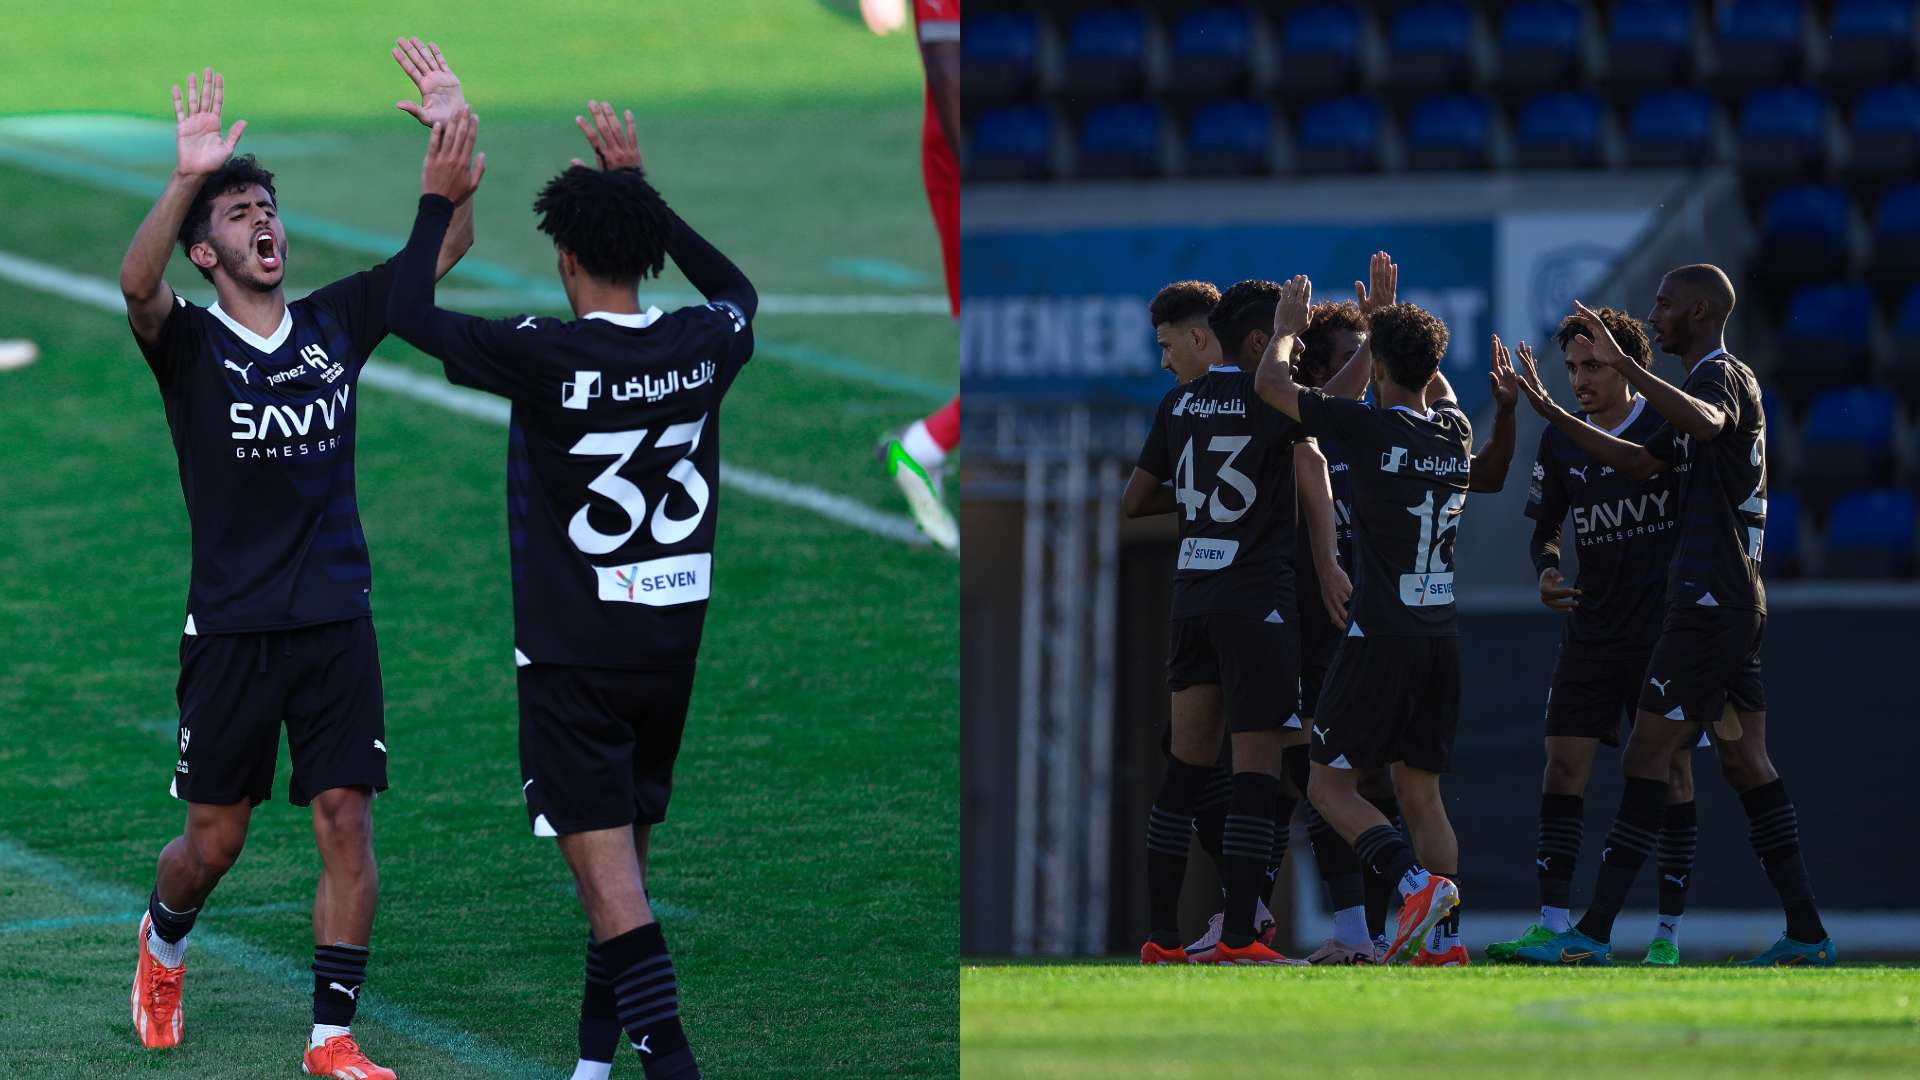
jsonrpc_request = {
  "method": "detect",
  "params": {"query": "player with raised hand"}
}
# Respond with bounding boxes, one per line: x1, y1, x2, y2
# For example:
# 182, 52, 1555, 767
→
1485, 312, 1703, 967
1505, 268, 1833, 967
388, 98, 755, 1079
120, 48, 475, 1076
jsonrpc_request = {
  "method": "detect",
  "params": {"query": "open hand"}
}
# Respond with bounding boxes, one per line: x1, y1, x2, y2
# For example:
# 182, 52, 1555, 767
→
1569, 300, 1631, 371
1509, 339, 1559, 419
422, 107, 486, 204
1539, 566, 1581, 612
172, 68, 244, 178
1489, 334, 1520, 410
393, 37, 465, 128
1355, 251, 1397, 314
1321, 562, 1353, 628
572, 100, 642, 171
1272, 274, 1312, 337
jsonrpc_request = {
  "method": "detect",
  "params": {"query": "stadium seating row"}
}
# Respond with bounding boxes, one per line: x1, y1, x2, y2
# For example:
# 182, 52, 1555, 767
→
967, 1, 1918, 108
1765, 487, 1917, 577
964, 83, 1920, 179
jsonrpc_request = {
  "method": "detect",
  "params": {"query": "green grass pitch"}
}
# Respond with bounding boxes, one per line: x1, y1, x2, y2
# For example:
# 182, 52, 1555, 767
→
0, 2, 955, 1076
961, 962, 1920, 1079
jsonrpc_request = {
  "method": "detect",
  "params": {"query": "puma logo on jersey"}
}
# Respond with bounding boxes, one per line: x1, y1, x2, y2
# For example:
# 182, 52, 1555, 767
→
1648, 676, 1671, 695
223, 359, 255, 383
1567, 466, 1588, 481
516, 315, 538, 330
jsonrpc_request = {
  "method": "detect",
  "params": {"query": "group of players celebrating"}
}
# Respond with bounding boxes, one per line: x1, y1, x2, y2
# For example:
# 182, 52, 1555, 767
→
1128, 252, 1835, 969
124, 41, 743, 1079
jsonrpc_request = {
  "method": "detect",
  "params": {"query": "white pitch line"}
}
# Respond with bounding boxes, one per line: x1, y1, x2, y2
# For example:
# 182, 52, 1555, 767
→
0, 248, 929, 548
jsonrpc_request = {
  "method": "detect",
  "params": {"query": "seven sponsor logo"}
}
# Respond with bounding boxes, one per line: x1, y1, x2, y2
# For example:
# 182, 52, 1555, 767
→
1176, 536, 1239, 571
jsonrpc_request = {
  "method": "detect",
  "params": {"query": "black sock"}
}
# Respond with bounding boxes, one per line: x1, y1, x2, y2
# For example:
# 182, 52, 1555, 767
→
1536, 792, 1584, 910
603, 922, 699, 1079
1361, 798, 1401, 939
147, 889, 199, 943
1657, 800, 1697, 918
1146, 758, 1213, 947
1263, 789, 1298, 909
1352, 823, 1420, 893
1741, 778, 1827, 944
1190, 765, 1232, 870
312, 942, 369, 1027
1306, 805, 1364, 912
1221, 771, 1280, 945
1575, 777, 1667, 944
580, 936, 621, 1065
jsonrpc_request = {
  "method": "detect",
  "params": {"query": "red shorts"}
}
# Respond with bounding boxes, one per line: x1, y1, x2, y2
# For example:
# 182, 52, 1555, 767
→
923, 111, 959, 318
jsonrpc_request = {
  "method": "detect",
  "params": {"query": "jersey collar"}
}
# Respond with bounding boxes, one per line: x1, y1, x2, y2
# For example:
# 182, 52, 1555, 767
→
1207, 364, 1241, 373
584, 307, 665, 328
210, 302, 293, 354
1693, 346, 1728, 368
1584, 394, 1646, 437
1388, 404, 1437, 420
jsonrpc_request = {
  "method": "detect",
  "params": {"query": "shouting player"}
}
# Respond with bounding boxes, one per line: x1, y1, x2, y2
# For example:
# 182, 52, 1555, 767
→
1124, 278, 1316, 966
388, 101, 753, 1078
1485, 311, 1702, 967
122, 44, 473, 1078
1507, 269, 1833, 967
1253, 275, 1519, 964
877, 0, 962, 553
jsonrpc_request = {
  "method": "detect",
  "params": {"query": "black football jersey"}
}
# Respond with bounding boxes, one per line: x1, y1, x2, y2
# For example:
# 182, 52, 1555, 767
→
1135, 366, 1305, 619
1525, 397, 1680, 655
1296, 389, 1473, 637
136, 264, 392, 634
1644, 351, 1768, 614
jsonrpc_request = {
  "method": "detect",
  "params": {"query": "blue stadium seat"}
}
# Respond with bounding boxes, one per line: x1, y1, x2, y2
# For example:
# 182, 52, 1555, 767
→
1883, 286, 1920, 405
1075, 101, 1163, 179
1184, 98, 1272, 176
961, 12, 1039, 104
1384, 2, 1474, 98
1513, 91, 1604, 168
1776, 283, 1875, 402
1827, 0, 1916, 92
1605, 0, 1693, 97
1753, 184, 1851, 294
1762, 384, 1797, 480
967, 105, 1052, 181
1866, 184, 1920, 299
1737, 85, 1828, 181
1296, 96, 1385, 173
1801, 384, 1900, 492
1848, 83, 1920, 184
1625, 88, 1715, 167
1764, 488, 1804, 576
1823, 488, 1916, 577
1279, 4, 1364, 95
1168, 7, 1255, 98
1496, 1, 1583, 95
1062, 9, 1150, 99
1406, 94, 1491, 170
1712, 0, 1807, 97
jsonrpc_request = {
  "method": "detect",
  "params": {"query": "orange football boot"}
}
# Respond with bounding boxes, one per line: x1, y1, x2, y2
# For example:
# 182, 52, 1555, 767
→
1140, 940, 1189, 964
132, 913, 185, 1048
1410, 943, 1471, 967
1203, 940, 1309, 965
302, 1033, 398, 1079
1385, 874, 1459, 964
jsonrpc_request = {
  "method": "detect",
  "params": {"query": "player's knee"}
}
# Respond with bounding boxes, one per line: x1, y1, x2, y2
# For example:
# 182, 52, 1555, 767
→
312, 791, 375, 858
190, 830, 245, 878
1716, 746, 1774, 790
1541, 754, 1585, 793
1667, 755, 1695, 801
1305, 763, 1352, 810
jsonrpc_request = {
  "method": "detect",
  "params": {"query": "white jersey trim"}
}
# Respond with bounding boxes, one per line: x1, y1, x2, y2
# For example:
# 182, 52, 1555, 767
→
184, 614, 197, 636
1586, 395, 1647, 437
583, 307, 664, 329
209, 302, 293, 354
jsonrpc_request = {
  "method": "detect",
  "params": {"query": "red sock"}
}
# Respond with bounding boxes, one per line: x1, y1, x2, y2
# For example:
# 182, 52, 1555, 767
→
924, 396, 960, 452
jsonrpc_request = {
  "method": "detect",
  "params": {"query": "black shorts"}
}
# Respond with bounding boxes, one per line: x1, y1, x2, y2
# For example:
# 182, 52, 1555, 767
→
1310, 635, 1460, 773
1638, 605, 1766, 724
171, 617, 387, 807
518, 663, 696, 836
1296, 601, 1343, 725
1544, 649, 1651, 746
1166, 611, 1299, 734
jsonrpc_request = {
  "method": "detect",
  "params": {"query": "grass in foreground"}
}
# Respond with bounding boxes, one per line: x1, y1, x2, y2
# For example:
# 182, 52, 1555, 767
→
961, 962, 1920, 1079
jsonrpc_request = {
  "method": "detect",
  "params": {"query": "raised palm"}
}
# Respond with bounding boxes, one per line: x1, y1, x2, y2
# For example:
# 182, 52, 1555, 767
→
173, 68, 244, 177
393, 37, 465, 128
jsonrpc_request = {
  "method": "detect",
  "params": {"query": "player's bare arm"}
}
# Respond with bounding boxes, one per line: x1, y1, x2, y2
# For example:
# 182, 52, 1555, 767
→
1466, 334, 1519, 493
122, 69, 244, 345
1121, 468, 1177, 518
1570, 299, 1726, 439
1253, 274, 1313, 420
1296, 440, 1352, 626
1513, 330, 1666, 480
392, 36, 475, 280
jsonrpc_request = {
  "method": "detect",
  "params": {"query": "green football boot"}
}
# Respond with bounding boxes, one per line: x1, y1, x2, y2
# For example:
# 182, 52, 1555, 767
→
1642, 938, 1680, 966
1485, 923, 1556, 963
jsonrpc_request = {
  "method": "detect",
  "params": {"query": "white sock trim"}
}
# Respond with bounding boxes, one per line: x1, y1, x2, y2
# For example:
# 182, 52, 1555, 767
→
147, 926, 188, 968
1653, 913, 1682, 945
1541, 905, 1572, 933
310, 1023, 351, 1049
1331, 905, 1368, 947
899, 419, 946, 470
570, 1060, 615, 1080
